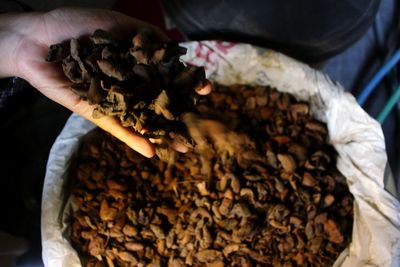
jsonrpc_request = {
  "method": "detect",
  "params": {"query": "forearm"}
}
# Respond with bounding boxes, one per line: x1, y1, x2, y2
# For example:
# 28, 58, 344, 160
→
0, 12, 41, 78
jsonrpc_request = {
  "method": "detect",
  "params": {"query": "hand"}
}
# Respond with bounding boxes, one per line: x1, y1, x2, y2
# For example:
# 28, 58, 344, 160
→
0, 7, 212, 157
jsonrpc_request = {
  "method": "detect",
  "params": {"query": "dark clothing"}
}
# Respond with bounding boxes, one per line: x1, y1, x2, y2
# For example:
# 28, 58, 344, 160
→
0, 78, 28, 109
161, 0, 380, 63
0, 0, 31, 108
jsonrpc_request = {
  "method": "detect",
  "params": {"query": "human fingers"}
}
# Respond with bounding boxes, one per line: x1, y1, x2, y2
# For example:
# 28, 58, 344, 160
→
71, 99, 155, 158
195, 79, 213, 95
171, 139, 189, 153
89, 114, 156, 158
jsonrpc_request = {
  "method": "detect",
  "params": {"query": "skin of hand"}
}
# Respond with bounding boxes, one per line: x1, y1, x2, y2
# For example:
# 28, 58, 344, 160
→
0, 7, 212, 158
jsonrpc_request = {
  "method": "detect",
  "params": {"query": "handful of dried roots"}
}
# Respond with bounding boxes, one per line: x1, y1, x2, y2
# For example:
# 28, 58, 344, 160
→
47, 28, 206, 146
69, 84, 354, 267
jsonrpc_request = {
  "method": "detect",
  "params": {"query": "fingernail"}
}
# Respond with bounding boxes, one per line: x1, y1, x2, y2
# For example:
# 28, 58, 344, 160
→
196, 81, 213, 95
172, 140, 189, 153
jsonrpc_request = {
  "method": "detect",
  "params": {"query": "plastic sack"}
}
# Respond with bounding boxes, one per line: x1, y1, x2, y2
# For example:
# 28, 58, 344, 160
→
41, 41, 400, 267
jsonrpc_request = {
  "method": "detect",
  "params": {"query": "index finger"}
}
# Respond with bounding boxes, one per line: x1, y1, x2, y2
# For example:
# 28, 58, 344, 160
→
73, 99, 156, 158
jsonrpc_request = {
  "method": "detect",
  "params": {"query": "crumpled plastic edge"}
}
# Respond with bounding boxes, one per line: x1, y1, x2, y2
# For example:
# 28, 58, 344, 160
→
41, 114, 95, 267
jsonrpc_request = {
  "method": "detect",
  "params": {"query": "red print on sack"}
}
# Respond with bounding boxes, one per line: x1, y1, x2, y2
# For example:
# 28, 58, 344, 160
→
194, 43, 216, 71
194, 43, 214, 63
214, 41, 236, 54
192, 42, 235, 71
